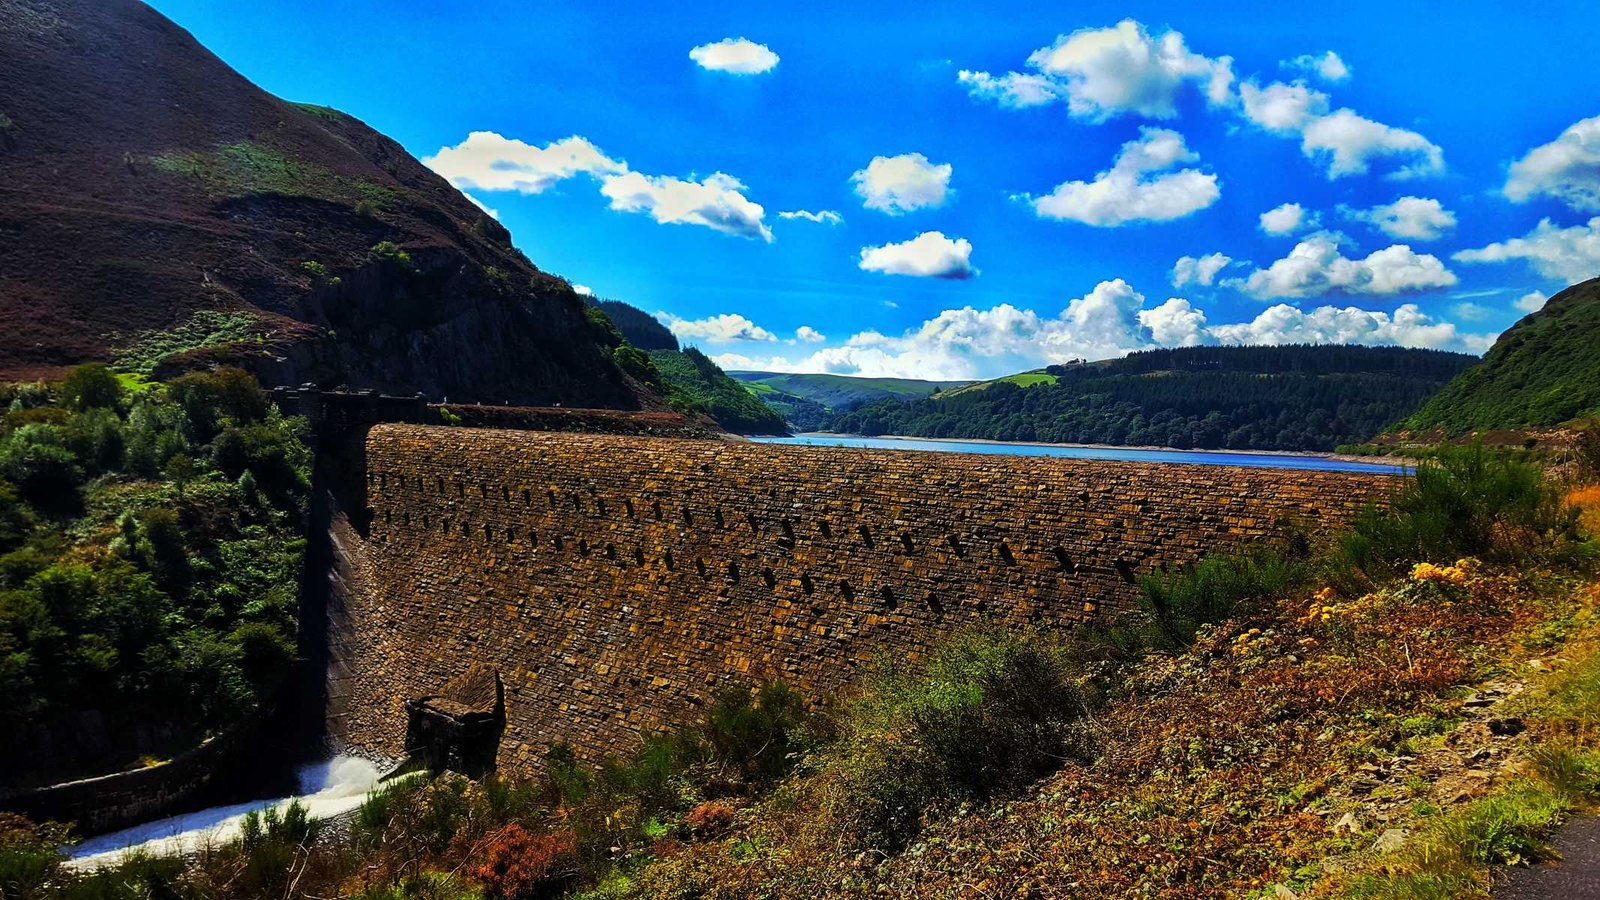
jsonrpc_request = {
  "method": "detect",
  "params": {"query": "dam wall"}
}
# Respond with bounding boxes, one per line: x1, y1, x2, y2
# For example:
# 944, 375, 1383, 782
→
331, 425, 1395, 776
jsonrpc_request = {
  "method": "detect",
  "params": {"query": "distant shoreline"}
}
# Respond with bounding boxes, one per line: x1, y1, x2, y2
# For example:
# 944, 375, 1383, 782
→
786, 432, 1411, 468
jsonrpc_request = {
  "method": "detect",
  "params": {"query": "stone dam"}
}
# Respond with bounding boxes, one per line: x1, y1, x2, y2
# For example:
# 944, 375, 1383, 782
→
324, 424, 1398, 777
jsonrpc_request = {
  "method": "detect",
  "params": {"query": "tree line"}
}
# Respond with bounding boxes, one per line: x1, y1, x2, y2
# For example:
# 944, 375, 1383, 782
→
827, 345, 1478, 451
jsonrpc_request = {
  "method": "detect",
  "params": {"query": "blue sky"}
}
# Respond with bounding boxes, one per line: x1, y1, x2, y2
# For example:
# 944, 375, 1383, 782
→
150, 0, 1600, 380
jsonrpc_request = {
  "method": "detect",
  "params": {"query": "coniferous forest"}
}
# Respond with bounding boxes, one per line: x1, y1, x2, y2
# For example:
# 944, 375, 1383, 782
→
826, 345, 1478, 451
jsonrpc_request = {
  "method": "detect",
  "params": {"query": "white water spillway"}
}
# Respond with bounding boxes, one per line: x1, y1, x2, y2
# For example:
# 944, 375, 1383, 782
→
66, 756, 383, 870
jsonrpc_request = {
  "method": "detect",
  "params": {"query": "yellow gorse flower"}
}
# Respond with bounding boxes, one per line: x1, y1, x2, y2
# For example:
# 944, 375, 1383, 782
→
1410, 561, 1469, 585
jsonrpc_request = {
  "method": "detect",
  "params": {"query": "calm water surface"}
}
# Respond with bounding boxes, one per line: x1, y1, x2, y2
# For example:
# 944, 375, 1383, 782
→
752, 435, 1409, 475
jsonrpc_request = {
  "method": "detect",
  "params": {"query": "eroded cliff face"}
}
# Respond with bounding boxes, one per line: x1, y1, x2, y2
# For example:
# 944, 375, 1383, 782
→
0, 0, 648, 408
327, 426, 1398, 776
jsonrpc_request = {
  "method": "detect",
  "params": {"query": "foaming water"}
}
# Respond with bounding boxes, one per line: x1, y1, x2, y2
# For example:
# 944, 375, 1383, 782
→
66, 755, 383, 870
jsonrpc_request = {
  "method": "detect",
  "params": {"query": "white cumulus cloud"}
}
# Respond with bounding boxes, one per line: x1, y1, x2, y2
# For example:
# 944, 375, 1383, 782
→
1259, 202, 1318, 235
1345, 196, 1457, 241
1027, 127, 1219, 226
426, 131, 774, 241
704, 279, 1489, 380
1234, 82, 1444, 180
1284, 51, 1351, 83
956, 70, 1059, 109
794, 326, 827, 343
1233, 235, 1457, 298
851, 153, 952, 215
1454, 217, 1600, 284
600, 171, 772, 241
1515, 291, 1548, 313
1171, 252, 1233, 287
1505, 115, 1600, 211
689, 37, 779, 74
1240, 81, 1329, 133
1209, 303, 1490, 354
778, 209, 843, 225
960, 19, 1233, 122
1138, 297, 1209, 346
1300, 108, 1444, 179
858, 231, 977, 279
660, 312, 778, 343
424, 132, 624, 194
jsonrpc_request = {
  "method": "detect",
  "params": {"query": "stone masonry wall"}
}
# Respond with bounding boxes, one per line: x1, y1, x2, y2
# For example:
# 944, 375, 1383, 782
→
333, 425, 1397, 777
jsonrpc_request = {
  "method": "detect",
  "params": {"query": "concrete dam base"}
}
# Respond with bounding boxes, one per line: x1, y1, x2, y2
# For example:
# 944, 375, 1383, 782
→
327, 425, 1397, 777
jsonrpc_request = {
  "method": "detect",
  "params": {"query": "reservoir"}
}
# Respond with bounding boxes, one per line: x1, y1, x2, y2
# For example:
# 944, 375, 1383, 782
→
751, 434, 1409, 475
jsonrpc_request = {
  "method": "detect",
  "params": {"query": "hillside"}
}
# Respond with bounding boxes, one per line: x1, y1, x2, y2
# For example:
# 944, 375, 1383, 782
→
730, 371, 970, 411
0, 0, 645, 408
1404, 277, 1600, 433
590, 299, 680, 352
579, 299, 783, 434
828, 344, 1479, 451
647, 349, 788, 435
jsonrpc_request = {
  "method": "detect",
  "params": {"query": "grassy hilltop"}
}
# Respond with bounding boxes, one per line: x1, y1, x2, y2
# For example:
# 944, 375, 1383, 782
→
1404, 277, 1600, 434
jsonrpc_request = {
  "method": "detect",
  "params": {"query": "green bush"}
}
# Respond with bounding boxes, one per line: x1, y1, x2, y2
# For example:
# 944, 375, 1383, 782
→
696, 681, 812, 789
371, 241, 413, 267
0, 814, 67, 900
1334, 442, 1579, 585
0, 367, 309, 772
830, 630, 1091, 852
1139, 548, 1303, 649
57, 364, 123, 412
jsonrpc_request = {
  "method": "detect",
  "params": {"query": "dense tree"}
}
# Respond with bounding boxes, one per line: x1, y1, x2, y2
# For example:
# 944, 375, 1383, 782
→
648, 349, 788, 435
591, 298, 680, 351
0, 366, 309, 778
828, 345, 1478, 452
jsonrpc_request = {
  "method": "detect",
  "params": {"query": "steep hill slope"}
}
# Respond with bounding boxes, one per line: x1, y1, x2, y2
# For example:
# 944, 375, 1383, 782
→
0, 0, 644, 407
828, 344, 1478, 451
647, 348, 787, 435
729, 371, 970, 411
590, 299, 680, 351
1403, 277, 1600, 433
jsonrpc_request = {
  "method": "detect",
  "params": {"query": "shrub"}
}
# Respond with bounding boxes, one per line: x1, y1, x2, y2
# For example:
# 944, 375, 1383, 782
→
167, 366, 269, 440
371, 241, 413, 267
682, 802, 734, 838
66, 848, 187, 900
1138, 548, 1303, 649
611, 345, 661, 389
695, 681, 813, 790
830, 630, 1091, 852
0, 481, 34, 554
1334, 442, 1579, 585
57, 364, 123, 412
0, 814, 66, 900
0, 438, 82, 506
231, 621, 295, 690
210, 424, 307, 497
472, 824, 577, 900
354, 872, 485, 900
